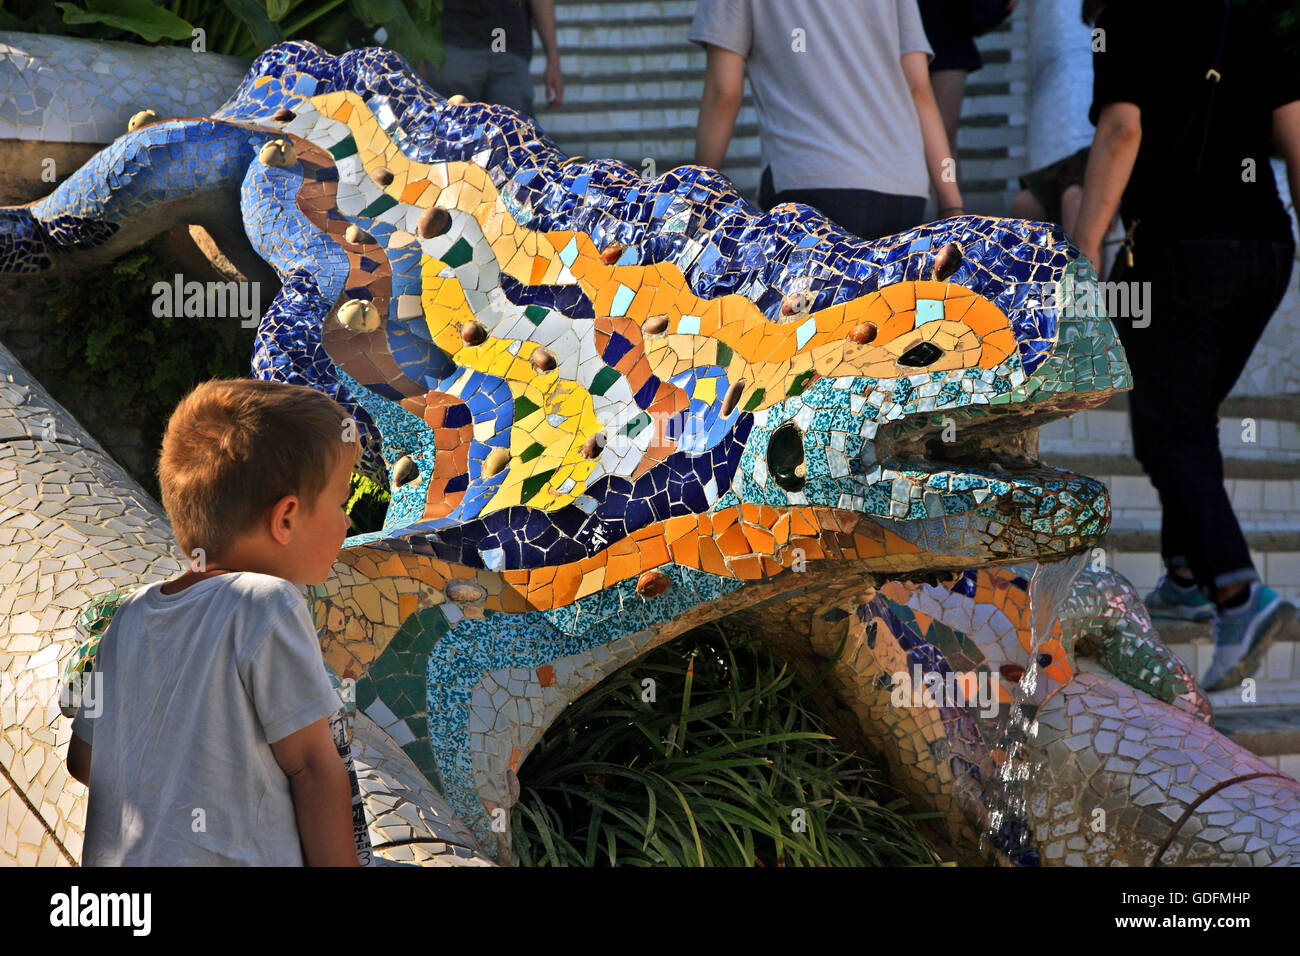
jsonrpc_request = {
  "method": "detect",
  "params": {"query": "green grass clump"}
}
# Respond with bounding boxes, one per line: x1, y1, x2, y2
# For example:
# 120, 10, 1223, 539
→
512, 623, 948, 866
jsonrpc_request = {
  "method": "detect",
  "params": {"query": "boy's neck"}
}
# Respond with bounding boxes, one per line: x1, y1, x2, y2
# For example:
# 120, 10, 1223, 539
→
160, 567, 232, 595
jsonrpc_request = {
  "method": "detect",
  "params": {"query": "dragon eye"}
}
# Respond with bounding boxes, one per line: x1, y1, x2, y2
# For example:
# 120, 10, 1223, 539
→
767, 422, 806, 493
898, 341, 943, 368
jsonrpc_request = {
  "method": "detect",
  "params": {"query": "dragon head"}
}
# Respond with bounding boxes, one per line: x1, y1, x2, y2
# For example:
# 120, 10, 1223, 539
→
179, 43, 1129, 595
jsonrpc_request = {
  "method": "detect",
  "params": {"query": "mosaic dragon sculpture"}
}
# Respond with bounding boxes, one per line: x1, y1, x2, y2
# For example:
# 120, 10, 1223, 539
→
3, 41, 1298, 867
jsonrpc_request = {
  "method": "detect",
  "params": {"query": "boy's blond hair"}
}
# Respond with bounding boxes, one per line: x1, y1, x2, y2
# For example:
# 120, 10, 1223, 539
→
158, 378, 356, 562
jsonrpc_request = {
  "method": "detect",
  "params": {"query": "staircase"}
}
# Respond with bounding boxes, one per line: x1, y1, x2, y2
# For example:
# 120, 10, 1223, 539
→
530, 0, 1028, 216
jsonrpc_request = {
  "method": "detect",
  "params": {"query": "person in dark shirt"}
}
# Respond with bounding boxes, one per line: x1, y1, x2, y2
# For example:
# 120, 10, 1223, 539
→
419, 0, 564, 117
1072, 0, 1300, 691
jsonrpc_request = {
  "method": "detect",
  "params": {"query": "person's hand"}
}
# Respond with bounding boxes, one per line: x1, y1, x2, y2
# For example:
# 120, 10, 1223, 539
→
545, 56, 564, 109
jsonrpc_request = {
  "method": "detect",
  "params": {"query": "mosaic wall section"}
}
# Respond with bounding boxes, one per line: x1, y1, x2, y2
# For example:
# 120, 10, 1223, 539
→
0, 32, 246, 144
739, 566, 1300, 865
3, 40, 1299, 866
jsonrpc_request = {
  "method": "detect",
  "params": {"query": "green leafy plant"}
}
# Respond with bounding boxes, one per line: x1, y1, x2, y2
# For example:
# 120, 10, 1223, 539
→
0, 0, 445, 70
512, 622, 950, 866
346, 471, 391, 535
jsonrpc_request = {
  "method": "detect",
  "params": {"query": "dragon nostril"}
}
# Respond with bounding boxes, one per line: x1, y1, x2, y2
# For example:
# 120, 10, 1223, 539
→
898, 341, 943, 367
767, 422, 806, 493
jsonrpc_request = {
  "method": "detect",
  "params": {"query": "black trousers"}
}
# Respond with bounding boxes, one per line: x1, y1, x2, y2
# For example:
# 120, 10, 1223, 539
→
1108, 231, 1295, 591
758, 166, 927, 241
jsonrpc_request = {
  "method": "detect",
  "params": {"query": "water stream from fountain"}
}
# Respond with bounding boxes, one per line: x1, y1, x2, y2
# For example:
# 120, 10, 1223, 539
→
980, 550, 1088, 864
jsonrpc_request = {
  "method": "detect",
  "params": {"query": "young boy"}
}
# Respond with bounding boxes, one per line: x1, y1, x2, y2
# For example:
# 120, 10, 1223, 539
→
66, 378, 361, 866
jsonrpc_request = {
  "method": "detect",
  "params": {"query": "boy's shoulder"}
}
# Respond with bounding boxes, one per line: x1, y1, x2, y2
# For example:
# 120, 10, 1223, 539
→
218, 571, 308, 604
119, 571, 308, 639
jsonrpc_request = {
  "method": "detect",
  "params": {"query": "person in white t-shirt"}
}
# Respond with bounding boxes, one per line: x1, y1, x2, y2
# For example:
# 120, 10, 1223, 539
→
690, 0, 964, 240
67, 378, 360, 866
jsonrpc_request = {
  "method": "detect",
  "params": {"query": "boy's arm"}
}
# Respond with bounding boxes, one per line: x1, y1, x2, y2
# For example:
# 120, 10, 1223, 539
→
67, 734, 91, 786
270, 717, 359, 866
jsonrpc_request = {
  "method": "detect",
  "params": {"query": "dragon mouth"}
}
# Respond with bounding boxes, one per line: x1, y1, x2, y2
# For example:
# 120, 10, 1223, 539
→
871, 394, 1109, 482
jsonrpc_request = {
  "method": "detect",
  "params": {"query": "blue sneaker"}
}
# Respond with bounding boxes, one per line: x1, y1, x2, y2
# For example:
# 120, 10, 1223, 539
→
1143, 573, 1216, 621
1201, 583, 1296, 691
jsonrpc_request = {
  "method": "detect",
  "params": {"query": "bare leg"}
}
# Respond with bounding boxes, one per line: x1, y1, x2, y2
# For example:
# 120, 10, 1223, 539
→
1060, 183, 1084, 237
1011, 189, 1047, 221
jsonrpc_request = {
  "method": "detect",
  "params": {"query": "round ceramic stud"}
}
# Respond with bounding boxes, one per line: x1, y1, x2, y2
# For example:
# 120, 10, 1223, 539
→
581, 432, 607, 459
933, 241, 963, 281
273, 108, 296, 123
643, 314, 670, 334
848, 321, 877, 345
460, 321, 487, 346
391, 455, 418, 489
343, 224, 372, 245
127, 109, 160, 132
370, 166, 394, 187
446, 580, 485, 603
636, 569, 672, 598
530, 347, 556, 372
258, 138, 297, 167
417, 207, 451, 239
721, 379, 746, 416
781, 291, 812, 317
600, 244, 624, 265
335, 299, 380, 332
447, 94, 469, 105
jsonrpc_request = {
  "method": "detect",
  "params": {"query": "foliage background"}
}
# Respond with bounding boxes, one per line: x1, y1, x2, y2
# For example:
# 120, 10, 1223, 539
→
0, 0, 445, 69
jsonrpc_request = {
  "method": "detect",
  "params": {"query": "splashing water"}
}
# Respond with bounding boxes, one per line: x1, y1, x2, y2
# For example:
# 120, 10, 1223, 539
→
980, 551, 1088, 865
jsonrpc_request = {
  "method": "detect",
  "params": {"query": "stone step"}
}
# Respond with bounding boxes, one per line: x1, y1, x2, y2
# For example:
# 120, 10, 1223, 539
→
533, 54, 1027, 95
1041, 397, 1300, 457
1157, 634, 1300, 770
1202, 679, 1300, 773
1041, 395, 1300, 536
1212, 704, 1300, 767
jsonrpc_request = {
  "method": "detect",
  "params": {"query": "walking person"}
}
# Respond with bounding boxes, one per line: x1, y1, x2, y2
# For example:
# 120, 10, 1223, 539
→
1072, 0, 1300, 690
690, 0, 964, 241
420, 0, 564, 117
918, 0, 1017, 185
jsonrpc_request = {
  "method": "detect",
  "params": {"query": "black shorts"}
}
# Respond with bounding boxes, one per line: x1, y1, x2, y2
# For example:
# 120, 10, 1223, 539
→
918, 0, 984, 73
1018, 147, 1091, 224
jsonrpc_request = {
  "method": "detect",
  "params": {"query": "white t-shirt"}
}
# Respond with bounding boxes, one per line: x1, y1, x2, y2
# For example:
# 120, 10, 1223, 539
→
71, 571, 340, 866
689, 0, 934, 196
